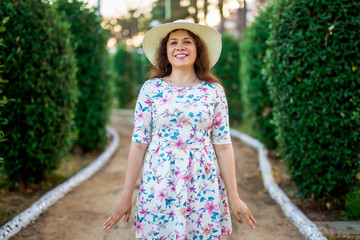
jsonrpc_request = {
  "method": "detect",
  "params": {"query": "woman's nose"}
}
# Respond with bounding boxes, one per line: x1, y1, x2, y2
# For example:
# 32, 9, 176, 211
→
176, 43, 185, 50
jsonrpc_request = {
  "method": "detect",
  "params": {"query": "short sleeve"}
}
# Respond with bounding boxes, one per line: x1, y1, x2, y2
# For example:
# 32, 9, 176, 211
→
131, 81, 152, 143
212, 84, 232, 144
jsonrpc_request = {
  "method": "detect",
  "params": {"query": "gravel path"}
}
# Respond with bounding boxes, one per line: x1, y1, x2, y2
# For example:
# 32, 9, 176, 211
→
11, 114, 305, 240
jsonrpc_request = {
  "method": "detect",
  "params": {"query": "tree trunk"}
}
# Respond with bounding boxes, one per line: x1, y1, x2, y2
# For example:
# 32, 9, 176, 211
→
191, 0, 199, 23
204, 0, 208, 25
218, 0, 224, 33
237, 0, 247, 38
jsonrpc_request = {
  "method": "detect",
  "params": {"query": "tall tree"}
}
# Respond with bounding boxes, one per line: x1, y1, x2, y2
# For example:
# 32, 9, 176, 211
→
189, 0, 199, 23
151, 0, 189, 24
218, 0, 225, 33
237, 0, 246, 38
203, 0, 209, 25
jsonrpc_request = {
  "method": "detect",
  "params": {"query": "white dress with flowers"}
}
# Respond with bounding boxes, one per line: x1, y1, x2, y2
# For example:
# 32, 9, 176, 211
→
131, 78, 233, 240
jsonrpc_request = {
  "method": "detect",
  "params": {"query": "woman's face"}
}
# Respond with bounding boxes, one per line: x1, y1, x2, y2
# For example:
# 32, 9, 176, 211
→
166, 30, 197, 69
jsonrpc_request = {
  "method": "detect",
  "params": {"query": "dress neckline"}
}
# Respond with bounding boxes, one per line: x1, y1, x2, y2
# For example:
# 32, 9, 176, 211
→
160, 78, 204, 89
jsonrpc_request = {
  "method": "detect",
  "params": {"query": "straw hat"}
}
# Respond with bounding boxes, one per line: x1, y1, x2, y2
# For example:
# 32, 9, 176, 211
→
142, 19, 222, 69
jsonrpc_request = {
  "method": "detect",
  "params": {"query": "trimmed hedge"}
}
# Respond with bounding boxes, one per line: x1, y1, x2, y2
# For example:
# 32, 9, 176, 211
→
56, 0, 113, 151
113, 44, 136, 108
133, 48, 151, 95
264, 0, 360, 201
0, 17, 10, 162
213, 34, 242, 123
0, 0, 77, 183
240, 4, 277, 149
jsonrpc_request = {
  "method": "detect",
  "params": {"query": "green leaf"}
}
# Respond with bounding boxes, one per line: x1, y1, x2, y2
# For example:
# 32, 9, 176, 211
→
2, 16, 10, 25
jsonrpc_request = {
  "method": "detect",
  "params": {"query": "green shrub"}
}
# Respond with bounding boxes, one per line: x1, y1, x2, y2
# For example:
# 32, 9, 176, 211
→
56, 0, 113, 151
213, 33, 242, 123
0, 16, 10, 163
240, 4, 277, 149
133, 48, 151, 95
345, 188, 360, 220
264, 0, 360, 201
113, 44, 136, 108
0, 0, 77, 183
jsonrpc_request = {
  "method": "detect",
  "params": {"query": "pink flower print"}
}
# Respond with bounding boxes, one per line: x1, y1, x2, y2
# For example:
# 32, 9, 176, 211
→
196, 219, 201, 226
221, 226, 233, 235
155, 175, 164, 184
186, 205, 195, 215
160, 95, 170, 105
155, 146, 160, 155
180, 206, 187, 217
176, 192, 182, 202
168, 179, 175, 187
189, 133, 195, 139
204, 146, 209, 155
136, 111, 145, 121
140, 207, 148, 215
204, 200, 219, 215
169, 210, 175, 219
176, 116, 191, 128
174, 88, 186, 96
174, 169, 181, 177
134, 220, 145, 235
200, 86, 208, 93
204, 163, 212, 175
173, 137, 187, 150
191, 126, 197, 133
157, 189, 168, 202
144, 98, 152, 106
213, 116, 223, 128
175, 232, 183, 240
203, 102, 210, 108
201, 223, 213, 237
180, 116, 190, 125
181, 172, 191, 184
165, 109, 172, 117
188, 195, 195, 204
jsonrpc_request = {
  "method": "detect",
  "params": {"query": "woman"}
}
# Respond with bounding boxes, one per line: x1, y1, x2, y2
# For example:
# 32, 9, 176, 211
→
104, 19, 256, 239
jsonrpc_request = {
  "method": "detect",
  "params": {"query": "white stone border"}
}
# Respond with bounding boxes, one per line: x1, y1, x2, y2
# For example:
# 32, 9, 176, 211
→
230, 129, 327, 240
0, 126, 120, 240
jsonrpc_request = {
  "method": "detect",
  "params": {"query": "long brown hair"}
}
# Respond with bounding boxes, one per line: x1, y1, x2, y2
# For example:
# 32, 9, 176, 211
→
147, 29, 223, 86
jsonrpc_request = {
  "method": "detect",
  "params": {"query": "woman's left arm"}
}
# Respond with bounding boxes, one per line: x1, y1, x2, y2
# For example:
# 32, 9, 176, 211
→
214, 143, 256, 229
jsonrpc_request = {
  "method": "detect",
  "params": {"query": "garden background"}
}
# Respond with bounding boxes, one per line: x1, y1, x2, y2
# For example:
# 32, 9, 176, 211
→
0, 0, 359, 238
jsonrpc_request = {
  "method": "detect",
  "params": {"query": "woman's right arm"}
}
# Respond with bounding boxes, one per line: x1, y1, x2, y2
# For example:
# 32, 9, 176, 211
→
103, 142, 148, 230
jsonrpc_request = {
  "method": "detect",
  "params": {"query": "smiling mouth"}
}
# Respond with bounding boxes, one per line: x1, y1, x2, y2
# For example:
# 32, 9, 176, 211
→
175, 54, 188, 59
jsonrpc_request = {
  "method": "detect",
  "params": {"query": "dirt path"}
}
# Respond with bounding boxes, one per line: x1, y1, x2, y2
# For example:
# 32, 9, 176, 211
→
11, 114, 304, 240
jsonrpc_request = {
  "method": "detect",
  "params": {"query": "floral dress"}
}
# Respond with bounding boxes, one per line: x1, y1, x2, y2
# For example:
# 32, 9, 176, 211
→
131, 78, 233, 240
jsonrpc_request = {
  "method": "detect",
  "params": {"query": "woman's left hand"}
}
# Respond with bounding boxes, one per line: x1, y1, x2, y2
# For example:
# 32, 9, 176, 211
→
228, 195, 256, 229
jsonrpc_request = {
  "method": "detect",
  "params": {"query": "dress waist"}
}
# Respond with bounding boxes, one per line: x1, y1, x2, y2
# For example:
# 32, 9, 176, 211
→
150, 134, 212, 149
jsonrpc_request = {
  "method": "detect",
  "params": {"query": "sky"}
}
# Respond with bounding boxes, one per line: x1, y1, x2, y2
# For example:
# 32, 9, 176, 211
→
83, 0, 255, 26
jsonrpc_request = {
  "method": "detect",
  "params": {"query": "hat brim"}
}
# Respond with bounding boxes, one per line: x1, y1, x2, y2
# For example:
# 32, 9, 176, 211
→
143, 20, 222, 69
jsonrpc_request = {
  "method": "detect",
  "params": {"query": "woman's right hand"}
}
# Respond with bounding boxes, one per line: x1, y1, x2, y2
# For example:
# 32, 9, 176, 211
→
103, 197, 132, 230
